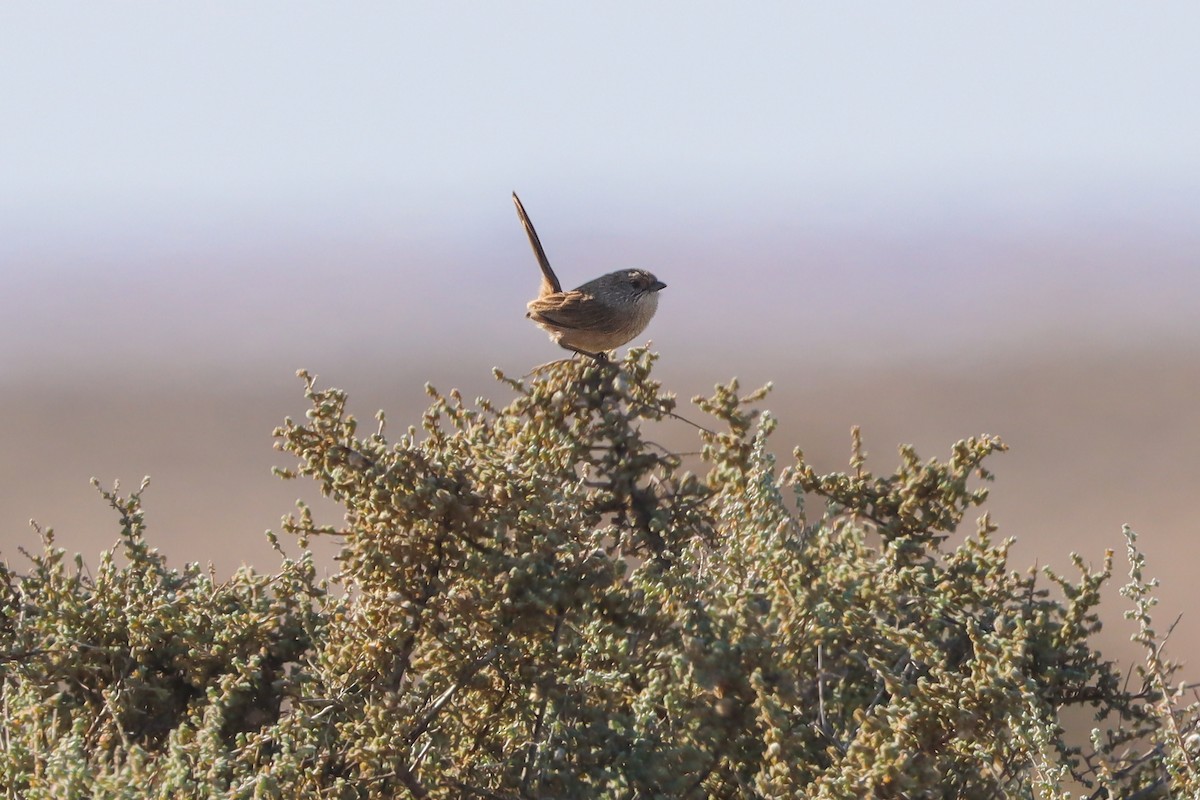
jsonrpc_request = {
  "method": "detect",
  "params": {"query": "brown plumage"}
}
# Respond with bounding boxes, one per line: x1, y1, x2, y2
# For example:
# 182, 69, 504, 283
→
512, 192, 666, 361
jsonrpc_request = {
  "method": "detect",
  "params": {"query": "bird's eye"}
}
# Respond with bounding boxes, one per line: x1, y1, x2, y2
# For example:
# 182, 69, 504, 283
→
630, 276, 645, 288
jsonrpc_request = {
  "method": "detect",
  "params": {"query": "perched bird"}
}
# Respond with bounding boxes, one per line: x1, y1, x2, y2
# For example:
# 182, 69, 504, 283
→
513, 192, 666, 362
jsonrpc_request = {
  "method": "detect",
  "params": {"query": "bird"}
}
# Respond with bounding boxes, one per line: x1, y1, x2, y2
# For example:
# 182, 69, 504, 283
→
512, 192, 666, 362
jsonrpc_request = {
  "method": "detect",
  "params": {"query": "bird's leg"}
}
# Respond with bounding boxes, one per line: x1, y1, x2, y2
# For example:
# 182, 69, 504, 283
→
558, 344, 609, 363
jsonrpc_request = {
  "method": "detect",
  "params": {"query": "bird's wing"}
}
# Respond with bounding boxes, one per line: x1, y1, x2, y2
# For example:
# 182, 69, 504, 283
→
527, 290, 610, 331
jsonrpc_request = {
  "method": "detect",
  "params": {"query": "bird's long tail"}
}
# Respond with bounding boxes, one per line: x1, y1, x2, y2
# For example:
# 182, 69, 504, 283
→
512, 192, 562, 295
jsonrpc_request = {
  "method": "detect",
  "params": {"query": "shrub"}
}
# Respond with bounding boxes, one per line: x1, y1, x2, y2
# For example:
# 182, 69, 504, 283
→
2, 350, 1197, 798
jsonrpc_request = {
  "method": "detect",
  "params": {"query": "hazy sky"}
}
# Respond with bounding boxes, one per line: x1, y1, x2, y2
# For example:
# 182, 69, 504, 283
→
4, 4, 1198, 231
2, 4, 1198, 374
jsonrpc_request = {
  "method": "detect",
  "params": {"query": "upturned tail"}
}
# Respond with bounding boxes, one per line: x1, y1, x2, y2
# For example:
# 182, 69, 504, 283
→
512, 192, 562, 295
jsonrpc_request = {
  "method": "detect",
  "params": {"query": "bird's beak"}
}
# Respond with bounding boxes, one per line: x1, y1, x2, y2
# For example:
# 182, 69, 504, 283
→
651, 280, 667, 292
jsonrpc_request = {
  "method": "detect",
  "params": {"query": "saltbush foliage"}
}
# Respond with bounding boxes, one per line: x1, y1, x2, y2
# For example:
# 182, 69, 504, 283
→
2, 350, 1197, 798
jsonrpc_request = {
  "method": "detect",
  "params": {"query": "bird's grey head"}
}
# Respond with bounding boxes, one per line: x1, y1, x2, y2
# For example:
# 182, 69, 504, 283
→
583, 269, 667, 304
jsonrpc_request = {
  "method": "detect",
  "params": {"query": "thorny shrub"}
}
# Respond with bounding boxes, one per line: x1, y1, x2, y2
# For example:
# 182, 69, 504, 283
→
2, 349, 1197, 799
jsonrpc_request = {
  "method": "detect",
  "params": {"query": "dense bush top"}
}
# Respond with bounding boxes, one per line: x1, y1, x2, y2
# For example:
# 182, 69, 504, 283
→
2, 351, 1196, 798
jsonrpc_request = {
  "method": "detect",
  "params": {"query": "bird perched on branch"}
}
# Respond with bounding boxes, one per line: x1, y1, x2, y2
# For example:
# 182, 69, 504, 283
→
513, 192, 666, 362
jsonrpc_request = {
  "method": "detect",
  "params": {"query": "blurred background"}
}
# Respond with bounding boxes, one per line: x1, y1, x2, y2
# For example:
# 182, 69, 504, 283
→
2, 4, 1198, 666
